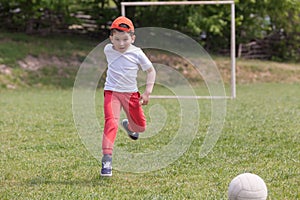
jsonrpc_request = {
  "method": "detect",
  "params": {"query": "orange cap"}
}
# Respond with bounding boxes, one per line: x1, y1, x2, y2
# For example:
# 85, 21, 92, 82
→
110, 16, 134, 32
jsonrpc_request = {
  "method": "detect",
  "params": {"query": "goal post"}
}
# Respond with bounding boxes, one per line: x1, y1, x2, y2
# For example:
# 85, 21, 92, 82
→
121, 1, 236, 99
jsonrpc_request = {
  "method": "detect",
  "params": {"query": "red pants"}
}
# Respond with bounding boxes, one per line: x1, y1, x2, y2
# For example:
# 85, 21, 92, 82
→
102, 90, 146, 155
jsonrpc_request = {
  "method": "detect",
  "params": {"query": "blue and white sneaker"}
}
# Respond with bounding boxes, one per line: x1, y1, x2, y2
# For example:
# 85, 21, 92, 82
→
122, 119, 139, 140
100, 154, 112, 177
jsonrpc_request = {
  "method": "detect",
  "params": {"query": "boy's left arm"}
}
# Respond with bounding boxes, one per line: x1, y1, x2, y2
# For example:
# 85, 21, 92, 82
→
140, 66, 156, 105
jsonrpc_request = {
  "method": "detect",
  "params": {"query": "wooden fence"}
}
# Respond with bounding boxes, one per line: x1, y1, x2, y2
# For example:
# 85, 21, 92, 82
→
238, 32, 283, 59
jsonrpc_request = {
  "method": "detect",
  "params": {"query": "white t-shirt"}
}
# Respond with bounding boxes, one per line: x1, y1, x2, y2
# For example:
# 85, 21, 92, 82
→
104, 44, 153, 92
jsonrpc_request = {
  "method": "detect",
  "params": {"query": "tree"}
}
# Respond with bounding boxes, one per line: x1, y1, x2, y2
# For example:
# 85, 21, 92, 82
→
0, 0, 74, 33
0, 0, 299, 60
264, 0, 300, 60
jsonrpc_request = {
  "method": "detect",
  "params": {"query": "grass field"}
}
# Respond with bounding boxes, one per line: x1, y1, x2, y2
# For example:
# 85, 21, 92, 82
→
1, 31, 300, 199
1, 83, 299, 199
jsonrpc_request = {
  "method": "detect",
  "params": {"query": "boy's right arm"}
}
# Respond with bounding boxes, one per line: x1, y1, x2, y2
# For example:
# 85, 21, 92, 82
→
140, 66, 156, 105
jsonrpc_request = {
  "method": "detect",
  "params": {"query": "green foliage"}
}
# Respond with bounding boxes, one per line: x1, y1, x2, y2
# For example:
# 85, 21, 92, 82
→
0, 0, 300, 60
0, 0, 69, 32
0, 0, 114, 33
127, 0, 300, 60
239, 0, 300, 61
254, 0, 300, 61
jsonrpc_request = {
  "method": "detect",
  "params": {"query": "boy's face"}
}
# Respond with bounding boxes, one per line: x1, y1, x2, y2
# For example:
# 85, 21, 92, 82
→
110, 31, 135, 53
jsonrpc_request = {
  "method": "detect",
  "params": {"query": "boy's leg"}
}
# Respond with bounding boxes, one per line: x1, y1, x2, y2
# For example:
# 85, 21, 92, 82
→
102, 91, 121, 155
121, 92, 146, 133
122, 119, 139, 140
100, 154, 112, 177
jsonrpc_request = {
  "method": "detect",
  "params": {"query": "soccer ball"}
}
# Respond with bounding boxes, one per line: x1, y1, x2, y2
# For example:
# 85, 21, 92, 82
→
228, 173, 268, 200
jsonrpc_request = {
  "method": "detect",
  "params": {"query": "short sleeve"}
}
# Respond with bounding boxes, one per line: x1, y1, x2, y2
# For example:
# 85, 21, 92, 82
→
104, 44, 113, 54
137, 49, 153, 71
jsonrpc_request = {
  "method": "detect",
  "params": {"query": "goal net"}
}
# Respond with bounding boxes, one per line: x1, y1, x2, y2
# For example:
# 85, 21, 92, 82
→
121, 1, 236, 99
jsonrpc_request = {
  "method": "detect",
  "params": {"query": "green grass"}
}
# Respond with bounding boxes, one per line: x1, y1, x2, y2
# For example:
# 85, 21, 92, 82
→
0, 31, 100, 89
1, 83, 299, 199
1, 31, 300, 90
0, 32, 97, 67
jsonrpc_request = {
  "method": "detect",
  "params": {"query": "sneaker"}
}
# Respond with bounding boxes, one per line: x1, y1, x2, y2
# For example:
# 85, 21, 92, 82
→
100, 154, 112, 177
122, 119, 139, 140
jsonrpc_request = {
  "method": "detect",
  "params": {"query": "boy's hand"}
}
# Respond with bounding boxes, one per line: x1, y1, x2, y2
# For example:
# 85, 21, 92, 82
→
140, 93, 150, 105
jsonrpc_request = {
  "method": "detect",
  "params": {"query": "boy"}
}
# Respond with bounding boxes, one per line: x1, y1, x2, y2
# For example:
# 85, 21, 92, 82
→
101, 16, 156, 177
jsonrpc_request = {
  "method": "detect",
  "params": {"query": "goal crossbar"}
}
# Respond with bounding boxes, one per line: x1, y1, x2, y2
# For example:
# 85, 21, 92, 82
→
122, 1, 234, 7
121, 1, 236, 99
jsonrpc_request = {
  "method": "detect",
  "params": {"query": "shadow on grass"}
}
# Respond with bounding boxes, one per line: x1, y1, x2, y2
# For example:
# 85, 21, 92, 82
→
26, 176, 114, 186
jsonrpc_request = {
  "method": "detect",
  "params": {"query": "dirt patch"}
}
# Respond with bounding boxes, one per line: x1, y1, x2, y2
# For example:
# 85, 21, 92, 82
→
235, 60, 300, 83
18, 55, 81, 71
1, 52, 300, 89
17, 54, 300, 84
0, 64, 12, 75
147, 51, 300, 84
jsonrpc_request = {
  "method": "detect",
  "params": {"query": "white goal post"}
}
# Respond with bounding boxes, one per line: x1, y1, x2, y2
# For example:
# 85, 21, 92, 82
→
121, 1, 236, 99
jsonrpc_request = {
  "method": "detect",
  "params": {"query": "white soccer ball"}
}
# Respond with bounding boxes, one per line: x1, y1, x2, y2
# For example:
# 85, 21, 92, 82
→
228, 173, 268, 200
